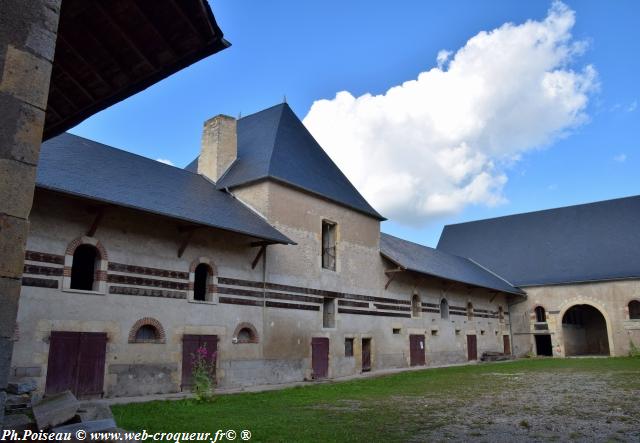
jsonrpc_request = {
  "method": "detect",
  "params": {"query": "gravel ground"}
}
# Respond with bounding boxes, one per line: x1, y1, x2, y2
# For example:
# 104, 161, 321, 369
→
407, 369, 640, 442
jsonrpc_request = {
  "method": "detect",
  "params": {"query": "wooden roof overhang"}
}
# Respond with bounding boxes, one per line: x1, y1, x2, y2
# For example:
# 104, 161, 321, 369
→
43, 0, 229, 140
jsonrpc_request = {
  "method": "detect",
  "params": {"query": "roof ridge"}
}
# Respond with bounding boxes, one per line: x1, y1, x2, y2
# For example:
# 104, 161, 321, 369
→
442, 194, 640, 230
265, 104, 288, 176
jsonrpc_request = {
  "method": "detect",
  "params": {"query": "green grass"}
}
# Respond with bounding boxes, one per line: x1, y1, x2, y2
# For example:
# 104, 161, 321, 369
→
112, 357, 640, 442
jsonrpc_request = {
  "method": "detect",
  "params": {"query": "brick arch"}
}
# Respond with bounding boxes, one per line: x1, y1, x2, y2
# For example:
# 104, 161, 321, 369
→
188, 258, 217, 302
63, 236, 108, 292
189, 257, 217, 274
128, 317, 166, 343
65, 236, 108, 261
233, 322, 259, 344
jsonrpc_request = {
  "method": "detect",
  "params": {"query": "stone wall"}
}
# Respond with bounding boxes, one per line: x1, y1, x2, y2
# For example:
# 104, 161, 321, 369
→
12, 187, 517, 398
0, 0, 61, 424
510, 280, 640, 357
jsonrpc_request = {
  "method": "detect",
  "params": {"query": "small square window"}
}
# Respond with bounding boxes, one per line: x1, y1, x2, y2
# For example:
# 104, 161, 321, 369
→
392, 328, 401, 334
431, 330, 438, 336
480, 330, 485, 335
345, 338, 354, 357
455, 329, 461, 335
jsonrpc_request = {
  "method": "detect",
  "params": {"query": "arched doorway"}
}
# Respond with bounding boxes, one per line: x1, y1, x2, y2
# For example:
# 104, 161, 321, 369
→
562, 304, 610, 356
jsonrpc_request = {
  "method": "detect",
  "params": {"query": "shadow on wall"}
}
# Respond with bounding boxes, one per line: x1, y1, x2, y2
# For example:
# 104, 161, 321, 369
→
562, 304, 610, 356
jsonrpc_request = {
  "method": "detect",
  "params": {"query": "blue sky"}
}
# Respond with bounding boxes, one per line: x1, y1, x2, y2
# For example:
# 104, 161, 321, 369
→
70, 0, 640, 247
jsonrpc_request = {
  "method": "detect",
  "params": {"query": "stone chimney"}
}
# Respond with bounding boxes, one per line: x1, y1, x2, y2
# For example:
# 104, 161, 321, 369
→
198, 114, 237, 182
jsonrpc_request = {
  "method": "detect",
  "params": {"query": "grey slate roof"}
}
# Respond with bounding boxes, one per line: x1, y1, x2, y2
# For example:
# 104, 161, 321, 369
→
437, 195, 640, 286
186, 103, 385, 220
38, 133, 293, 244
380, 233, 524, 296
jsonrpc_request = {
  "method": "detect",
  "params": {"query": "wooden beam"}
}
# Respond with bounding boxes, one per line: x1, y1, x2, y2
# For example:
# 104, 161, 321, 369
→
251, 245, 266, 270
177, 230, 195, 258
131, 2, 177, 57
93, 2, 157, 71
87, 207, 106, 237
169, 0, 205, 43
58, 35, 113, 89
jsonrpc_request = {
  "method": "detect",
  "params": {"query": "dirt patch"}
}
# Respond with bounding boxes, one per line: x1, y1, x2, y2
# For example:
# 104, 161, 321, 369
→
407, 371, 640, 442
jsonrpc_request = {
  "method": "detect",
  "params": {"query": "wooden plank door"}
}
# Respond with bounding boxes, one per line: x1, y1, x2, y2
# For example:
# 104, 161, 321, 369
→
467, 334, 478, 361
311, 337, 329, 379
181, 334, 218, 390
361, 338, 371, 372
46, 332, 80, 396
503, 335, 511, 355
409, 334, 426, 366
45, 331, 107, 398
76, 332, 107, 397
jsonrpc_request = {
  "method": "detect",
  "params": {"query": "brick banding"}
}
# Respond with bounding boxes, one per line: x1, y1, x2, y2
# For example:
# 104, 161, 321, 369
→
338, 300, 369, 308
265, 301, 320, 311
218, 276, 411, 305
23, 264, 63, 276
338, 308, 411, 318
107, 274, 188, 290
22, 277, 59, 288
374, 303, 411, 312
109, 286, 186, 299
108, 262, 189, 280
25, 251, 64, 265
422, 308, 441, 314
219, 296, 263, 307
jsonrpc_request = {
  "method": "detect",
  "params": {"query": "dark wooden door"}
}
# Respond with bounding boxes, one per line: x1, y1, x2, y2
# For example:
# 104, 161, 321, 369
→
467, 334, 477, 361
311, 337, 329, 379
181, 334, 218, 390
409, 334, 426, 366
361, 338, 371, 372
45, 331, 107, 398
503, 335, 511, 355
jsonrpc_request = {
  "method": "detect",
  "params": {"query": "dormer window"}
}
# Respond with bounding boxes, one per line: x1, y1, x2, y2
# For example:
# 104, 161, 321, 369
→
322, 220, 337, 271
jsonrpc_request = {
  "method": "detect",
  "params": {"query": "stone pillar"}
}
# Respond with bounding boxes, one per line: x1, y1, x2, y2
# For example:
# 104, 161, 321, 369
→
0, 0, 61, 426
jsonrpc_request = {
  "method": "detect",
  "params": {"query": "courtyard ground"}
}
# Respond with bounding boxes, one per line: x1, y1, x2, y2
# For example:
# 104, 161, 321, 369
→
112, 357, 640, 442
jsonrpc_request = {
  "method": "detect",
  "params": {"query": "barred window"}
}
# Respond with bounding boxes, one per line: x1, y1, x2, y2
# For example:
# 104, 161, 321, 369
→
321, 220, 337, 271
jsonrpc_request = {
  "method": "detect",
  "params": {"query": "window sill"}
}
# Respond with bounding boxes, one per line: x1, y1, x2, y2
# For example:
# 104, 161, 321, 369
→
62, 288, 105, 296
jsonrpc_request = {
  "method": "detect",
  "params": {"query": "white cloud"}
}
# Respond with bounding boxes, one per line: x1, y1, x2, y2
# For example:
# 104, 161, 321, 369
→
156, 158, 174, 166
613, 153, 627, 163
303, 1, 597, 225
628, 101, 637, 112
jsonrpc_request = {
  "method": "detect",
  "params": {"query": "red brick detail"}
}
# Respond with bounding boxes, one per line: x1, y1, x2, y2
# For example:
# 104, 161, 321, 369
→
65, 237, 109, 261
187, 282, 194, 290
95, 270, 107, 282
233, 322, 259, 344
63, 267, 72, 277
189, 259, 217, 274
128, 317, 166, 343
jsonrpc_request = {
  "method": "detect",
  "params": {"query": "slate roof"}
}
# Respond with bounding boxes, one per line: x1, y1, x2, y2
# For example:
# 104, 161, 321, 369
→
380, 233, 524, 296
437, 195, 640, 286
37, 133, 293, 244
186, 103, 385, 220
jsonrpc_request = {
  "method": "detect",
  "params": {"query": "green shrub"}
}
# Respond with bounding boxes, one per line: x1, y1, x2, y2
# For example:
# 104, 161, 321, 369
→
191, 345, 217, 402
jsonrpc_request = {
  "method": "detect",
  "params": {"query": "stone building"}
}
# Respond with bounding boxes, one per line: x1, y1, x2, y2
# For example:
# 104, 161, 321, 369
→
11, 103, 523, 398
438, 197, 640, 358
